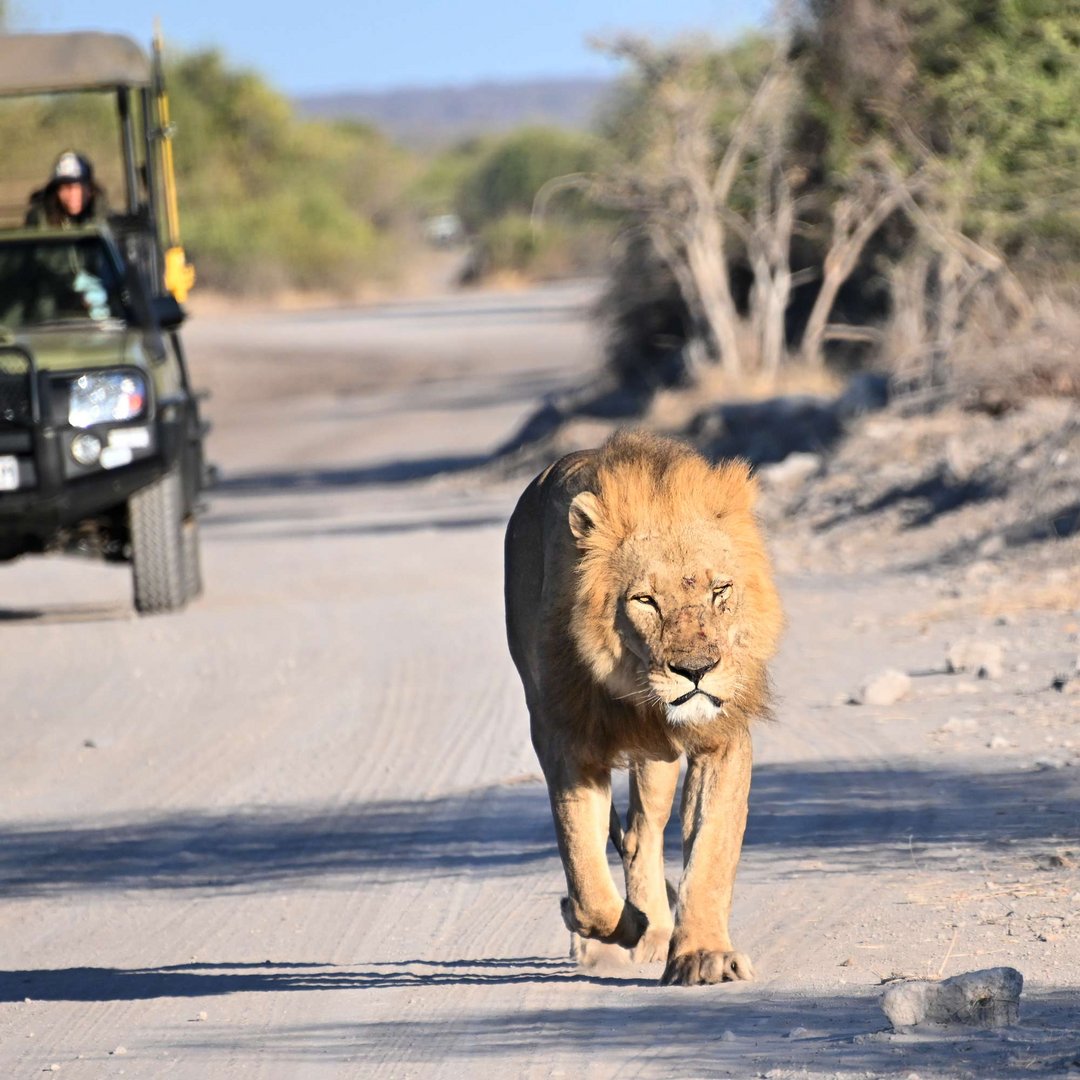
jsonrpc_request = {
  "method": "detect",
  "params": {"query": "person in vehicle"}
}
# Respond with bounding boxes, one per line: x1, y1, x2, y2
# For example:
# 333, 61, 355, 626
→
25, 151, 108, 228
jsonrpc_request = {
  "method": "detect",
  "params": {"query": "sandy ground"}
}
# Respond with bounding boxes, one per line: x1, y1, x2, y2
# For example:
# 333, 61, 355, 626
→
0, 283, 1077, 1079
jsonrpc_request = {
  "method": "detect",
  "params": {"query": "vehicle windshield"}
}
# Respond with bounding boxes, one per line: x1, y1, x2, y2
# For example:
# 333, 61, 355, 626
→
0, 235, 127, 329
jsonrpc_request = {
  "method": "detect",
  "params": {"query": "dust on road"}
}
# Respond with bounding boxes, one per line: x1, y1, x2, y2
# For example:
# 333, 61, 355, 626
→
0, 285, 1077, 1079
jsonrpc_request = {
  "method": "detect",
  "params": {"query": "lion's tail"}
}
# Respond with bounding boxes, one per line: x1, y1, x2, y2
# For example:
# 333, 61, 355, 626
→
608, 803, 626, 859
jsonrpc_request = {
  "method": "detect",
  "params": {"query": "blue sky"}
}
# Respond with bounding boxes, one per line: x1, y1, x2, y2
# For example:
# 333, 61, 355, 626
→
18, 0, 771, 94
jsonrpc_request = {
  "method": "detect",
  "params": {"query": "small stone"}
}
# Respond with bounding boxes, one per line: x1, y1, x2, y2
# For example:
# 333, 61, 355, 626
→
987, 735, 1011, 750
1033, 758, 1066, 771
881, 967, 1023, 1030
976, 535, 1005, 558
46, 1067, 60, 1073
946, 640, 1005, 680
719, 1030, 737, 1042
853, 669, 912, 706
787, 1026, 811, 1039
851, 1032, 886, 1044
82, 738, 97, 749
941, 716, 978, 735
839, 957, 853, 967
109, 1047, 127, 1056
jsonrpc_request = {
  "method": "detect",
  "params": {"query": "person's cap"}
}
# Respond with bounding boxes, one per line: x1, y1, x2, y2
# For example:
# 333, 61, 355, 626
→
52, 151, 93, 185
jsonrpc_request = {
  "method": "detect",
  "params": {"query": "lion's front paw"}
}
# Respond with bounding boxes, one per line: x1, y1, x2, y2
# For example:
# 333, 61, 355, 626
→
630, 925, 673, 964
660, 949, 755, 986
560, 897, 648, 948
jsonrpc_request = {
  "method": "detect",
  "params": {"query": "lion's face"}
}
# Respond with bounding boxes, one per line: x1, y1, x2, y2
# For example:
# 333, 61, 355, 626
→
612, 524, 759, 724
567, 458, 782, 729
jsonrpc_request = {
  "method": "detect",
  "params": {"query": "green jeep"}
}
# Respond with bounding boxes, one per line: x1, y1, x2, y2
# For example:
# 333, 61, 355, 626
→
0, 31, 210, 614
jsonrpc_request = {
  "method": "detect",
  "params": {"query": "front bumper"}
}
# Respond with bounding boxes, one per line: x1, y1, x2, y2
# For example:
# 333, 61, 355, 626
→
0, 349, 187, 545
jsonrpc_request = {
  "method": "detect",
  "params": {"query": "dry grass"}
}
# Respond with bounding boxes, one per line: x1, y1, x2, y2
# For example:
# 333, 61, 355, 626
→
950, 300, 1080, 410
646, 360, 844, 431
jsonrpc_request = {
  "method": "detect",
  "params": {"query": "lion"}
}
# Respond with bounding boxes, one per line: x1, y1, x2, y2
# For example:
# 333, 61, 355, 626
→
504, 430, 783, 986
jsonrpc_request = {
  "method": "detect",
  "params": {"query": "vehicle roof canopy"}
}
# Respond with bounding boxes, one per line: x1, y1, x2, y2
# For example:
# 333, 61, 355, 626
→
0, 32, 151, 95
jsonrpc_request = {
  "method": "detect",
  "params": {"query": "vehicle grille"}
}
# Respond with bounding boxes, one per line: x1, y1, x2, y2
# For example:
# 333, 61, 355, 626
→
0, 354, 33, 426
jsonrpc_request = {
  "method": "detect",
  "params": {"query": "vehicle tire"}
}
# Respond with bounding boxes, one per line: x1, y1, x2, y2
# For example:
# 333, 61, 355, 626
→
180, 515, 203, 602
129, 467, 187, 614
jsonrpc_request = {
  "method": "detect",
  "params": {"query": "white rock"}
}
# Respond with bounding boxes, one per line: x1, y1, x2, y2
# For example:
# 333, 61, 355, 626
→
881, 967, 1023, 1030
758, 452, 822, 488
1033, 757, 1067, 771
946, 640, 1005, 680
719, 1030, 737, 1042
941, 716, 978, 735
987, 735, 1011, 750
854, 669, 912, 706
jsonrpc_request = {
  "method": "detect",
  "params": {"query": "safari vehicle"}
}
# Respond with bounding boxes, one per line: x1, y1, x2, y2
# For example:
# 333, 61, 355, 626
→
0, 31, 209, 614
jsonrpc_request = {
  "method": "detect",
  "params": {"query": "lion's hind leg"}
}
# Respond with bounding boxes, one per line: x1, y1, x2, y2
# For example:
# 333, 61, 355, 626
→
569, 929, 632, 970
623, 757, 680, 964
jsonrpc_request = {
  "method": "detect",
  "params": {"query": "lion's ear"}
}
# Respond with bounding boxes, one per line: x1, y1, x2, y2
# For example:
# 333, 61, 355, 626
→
568, 491, 604, 542
713, 459, 758, 515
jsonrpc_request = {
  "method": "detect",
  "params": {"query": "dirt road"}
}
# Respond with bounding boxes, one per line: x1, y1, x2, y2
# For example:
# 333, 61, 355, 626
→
1, 285, 1077, 1079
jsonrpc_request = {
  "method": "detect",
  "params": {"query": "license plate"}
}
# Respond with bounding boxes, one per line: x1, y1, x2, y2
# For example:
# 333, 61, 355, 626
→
0, 456, 19, 491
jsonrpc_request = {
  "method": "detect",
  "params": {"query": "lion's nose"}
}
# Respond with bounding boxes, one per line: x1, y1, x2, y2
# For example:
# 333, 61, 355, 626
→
667, 660, 717, 685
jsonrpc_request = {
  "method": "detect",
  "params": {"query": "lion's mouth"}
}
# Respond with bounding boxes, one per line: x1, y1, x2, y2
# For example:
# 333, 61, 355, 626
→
669, 688, 723, 708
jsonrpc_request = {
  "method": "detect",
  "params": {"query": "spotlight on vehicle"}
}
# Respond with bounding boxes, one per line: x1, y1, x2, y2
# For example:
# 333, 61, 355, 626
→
70, 432, 102, 466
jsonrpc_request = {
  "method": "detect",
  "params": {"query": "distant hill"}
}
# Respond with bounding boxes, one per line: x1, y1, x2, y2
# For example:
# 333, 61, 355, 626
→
295, 77, 616, 147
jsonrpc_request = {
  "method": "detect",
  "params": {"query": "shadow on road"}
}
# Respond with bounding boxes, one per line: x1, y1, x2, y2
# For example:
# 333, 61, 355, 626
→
0, 956, 649, 1004
745, 760, 1080, 874
176, 990, 1077, 1077
5, 965, 1070, 1080
216, 453, 490, 496
0, 762, 1075, 898
205, 512, 506, 540
0, 602, 131, 625
0, 783, 556, 897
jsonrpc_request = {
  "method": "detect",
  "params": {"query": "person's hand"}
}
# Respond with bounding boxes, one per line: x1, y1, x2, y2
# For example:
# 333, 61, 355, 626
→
73, 270, 109, 319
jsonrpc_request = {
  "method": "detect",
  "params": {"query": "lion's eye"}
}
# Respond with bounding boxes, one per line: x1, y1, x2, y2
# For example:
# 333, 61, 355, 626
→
713, 583, 733, 606
630, 594, 659, 612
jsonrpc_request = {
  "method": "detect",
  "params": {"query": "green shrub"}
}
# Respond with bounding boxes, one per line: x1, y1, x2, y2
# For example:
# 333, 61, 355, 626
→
168, 50, 412, 294
455, 127, 604, 231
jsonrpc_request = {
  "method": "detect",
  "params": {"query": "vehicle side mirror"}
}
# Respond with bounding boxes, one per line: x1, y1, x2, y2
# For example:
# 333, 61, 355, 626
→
152, 294, 186, 329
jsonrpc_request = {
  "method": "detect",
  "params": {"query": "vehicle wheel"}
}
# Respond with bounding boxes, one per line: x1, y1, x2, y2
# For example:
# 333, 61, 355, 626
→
180, 515, 203, 602
129, 467, 187, 614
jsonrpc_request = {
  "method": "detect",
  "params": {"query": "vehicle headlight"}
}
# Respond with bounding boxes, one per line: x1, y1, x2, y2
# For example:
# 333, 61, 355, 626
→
68, 372, 147, 428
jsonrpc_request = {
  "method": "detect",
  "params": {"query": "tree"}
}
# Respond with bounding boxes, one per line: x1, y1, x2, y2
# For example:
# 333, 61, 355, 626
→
574, 36, 791, 378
